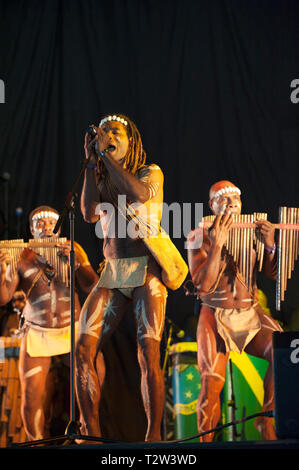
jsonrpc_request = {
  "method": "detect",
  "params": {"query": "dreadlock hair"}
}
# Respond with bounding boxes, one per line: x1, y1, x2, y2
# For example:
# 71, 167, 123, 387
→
96, 114, 147, 207
97, 113, 146, 181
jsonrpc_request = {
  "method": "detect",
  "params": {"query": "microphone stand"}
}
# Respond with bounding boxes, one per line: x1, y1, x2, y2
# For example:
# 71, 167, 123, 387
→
52, 164, 86, 442
226, 358, 240, 441
161, 317, 185, 441
13, 157, 110, 447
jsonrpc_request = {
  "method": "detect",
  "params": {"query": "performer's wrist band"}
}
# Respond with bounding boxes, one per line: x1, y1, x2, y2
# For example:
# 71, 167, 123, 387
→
87, 164, 97, 169
265, 243, 276, 255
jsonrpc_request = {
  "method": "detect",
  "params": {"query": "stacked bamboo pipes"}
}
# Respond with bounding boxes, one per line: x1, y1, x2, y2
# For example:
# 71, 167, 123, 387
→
276, 207, 299, 310
0, 237, 69, 285
202, 207, 299, 310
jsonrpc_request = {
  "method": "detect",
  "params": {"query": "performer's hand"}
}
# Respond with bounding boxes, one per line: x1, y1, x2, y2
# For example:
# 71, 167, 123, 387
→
57, 243, 81, 270
94, 126, 111, 154
84, 130, 98, 165
57, 242, 70, 261
0, 249, 11, 284
208, 211, 233, 248
255, 220, 275, 251
12, 290, 26, 312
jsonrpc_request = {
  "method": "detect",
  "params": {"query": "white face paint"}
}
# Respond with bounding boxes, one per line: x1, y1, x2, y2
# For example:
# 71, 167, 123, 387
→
211, 198, 225, 215
210, 192, 242, 216
30, 216, 59, 239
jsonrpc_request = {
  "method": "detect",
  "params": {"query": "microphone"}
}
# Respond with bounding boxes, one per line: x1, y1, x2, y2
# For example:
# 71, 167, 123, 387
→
86, 126, 115, 154
86, 125, 97, 137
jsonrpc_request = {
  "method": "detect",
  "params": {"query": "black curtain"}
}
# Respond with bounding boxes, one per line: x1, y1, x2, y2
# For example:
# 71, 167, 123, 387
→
1, 0, 299, 439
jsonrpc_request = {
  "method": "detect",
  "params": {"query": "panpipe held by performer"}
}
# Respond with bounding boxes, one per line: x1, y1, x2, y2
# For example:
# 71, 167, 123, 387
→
201, 207, 299, 310
0, 237, 69, 285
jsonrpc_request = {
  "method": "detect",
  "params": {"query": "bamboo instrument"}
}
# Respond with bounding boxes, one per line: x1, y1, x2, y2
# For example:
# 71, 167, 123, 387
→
201, 207, 299, 310
0, 237, 69, 285
0, 337, 26, 447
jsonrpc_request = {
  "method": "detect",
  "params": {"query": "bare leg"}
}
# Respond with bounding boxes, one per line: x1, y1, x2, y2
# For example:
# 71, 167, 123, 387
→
196, 306, 229, 442
245, 310, 283, 440
42, 367, 56, 437
133, 273, 167, 441
18, 336, 51, 441
75, 286, 129, 440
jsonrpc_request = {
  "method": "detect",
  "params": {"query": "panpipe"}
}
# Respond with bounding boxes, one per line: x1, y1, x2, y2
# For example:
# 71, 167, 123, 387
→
0, 237, 69, 285
0, 336, 27, 447
276, 207, 299, 310
201, 207, 299, 310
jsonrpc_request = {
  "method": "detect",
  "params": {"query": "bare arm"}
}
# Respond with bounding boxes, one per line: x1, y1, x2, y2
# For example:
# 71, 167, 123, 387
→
0, 250, 20, 305
73, 242, 99, 293
80, 133, 101, 223
255, 219, 277, 280
75, 264, 99, 294
95, 126, 158, 204
58, 242, 99, 294
187, 213, 233, 294
100, 154, 153, 203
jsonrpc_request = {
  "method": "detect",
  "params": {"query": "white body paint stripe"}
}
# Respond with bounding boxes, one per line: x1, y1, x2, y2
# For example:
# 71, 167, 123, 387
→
24, 268, 39, 278
201, 371, 225, 382
78, 297, 105, 338
263, 341, 272, 358
61, 310, 71, 318
31, 293, 51, 305
135, 298, 164, 342
261, 315, 283, 331
24, 366, 43, 379
30, 309, 47, 318
51, 291, 57, 313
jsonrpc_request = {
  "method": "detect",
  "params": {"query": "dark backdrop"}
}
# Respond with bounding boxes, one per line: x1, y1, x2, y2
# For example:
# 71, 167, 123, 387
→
0, 0, 299, 440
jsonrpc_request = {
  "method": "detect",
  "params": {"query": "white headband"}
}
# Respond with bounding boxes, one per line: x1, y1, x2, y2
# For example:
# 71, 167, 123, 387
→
213, 186, 241, 199
32, 211, 59, 222
99, 115, 128, 127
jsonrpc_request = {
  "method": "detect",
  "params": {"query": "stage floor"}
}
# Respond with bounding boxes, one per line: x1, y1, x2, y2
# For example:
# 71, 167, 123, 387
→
0, 438, 297, 469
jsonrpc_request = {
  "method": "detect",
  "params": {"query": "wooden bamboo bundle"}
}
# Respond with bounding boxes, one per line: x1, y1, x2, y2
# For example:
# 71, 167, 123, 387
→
202, 208, 299, 310
0, 237, 69, 285
0, 336, 27, 447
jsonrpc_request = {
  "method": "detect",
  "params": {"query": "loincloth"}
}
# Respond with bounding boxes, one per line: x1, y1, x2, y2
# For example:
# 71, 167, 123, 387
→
25, 321, 78, 357
204, 303, 261, 354
96, 256, 149, 299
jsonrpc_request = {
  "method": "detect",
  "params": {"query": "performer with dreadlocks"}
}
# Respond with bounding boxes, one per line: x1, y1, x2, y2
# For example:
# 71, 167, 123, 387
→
76, 113, 180, 442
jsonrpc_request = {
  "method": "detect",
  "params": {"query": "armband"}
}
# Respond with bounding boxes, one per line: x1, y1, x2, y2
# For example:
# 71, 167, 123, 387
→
265, 243, 276, 255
